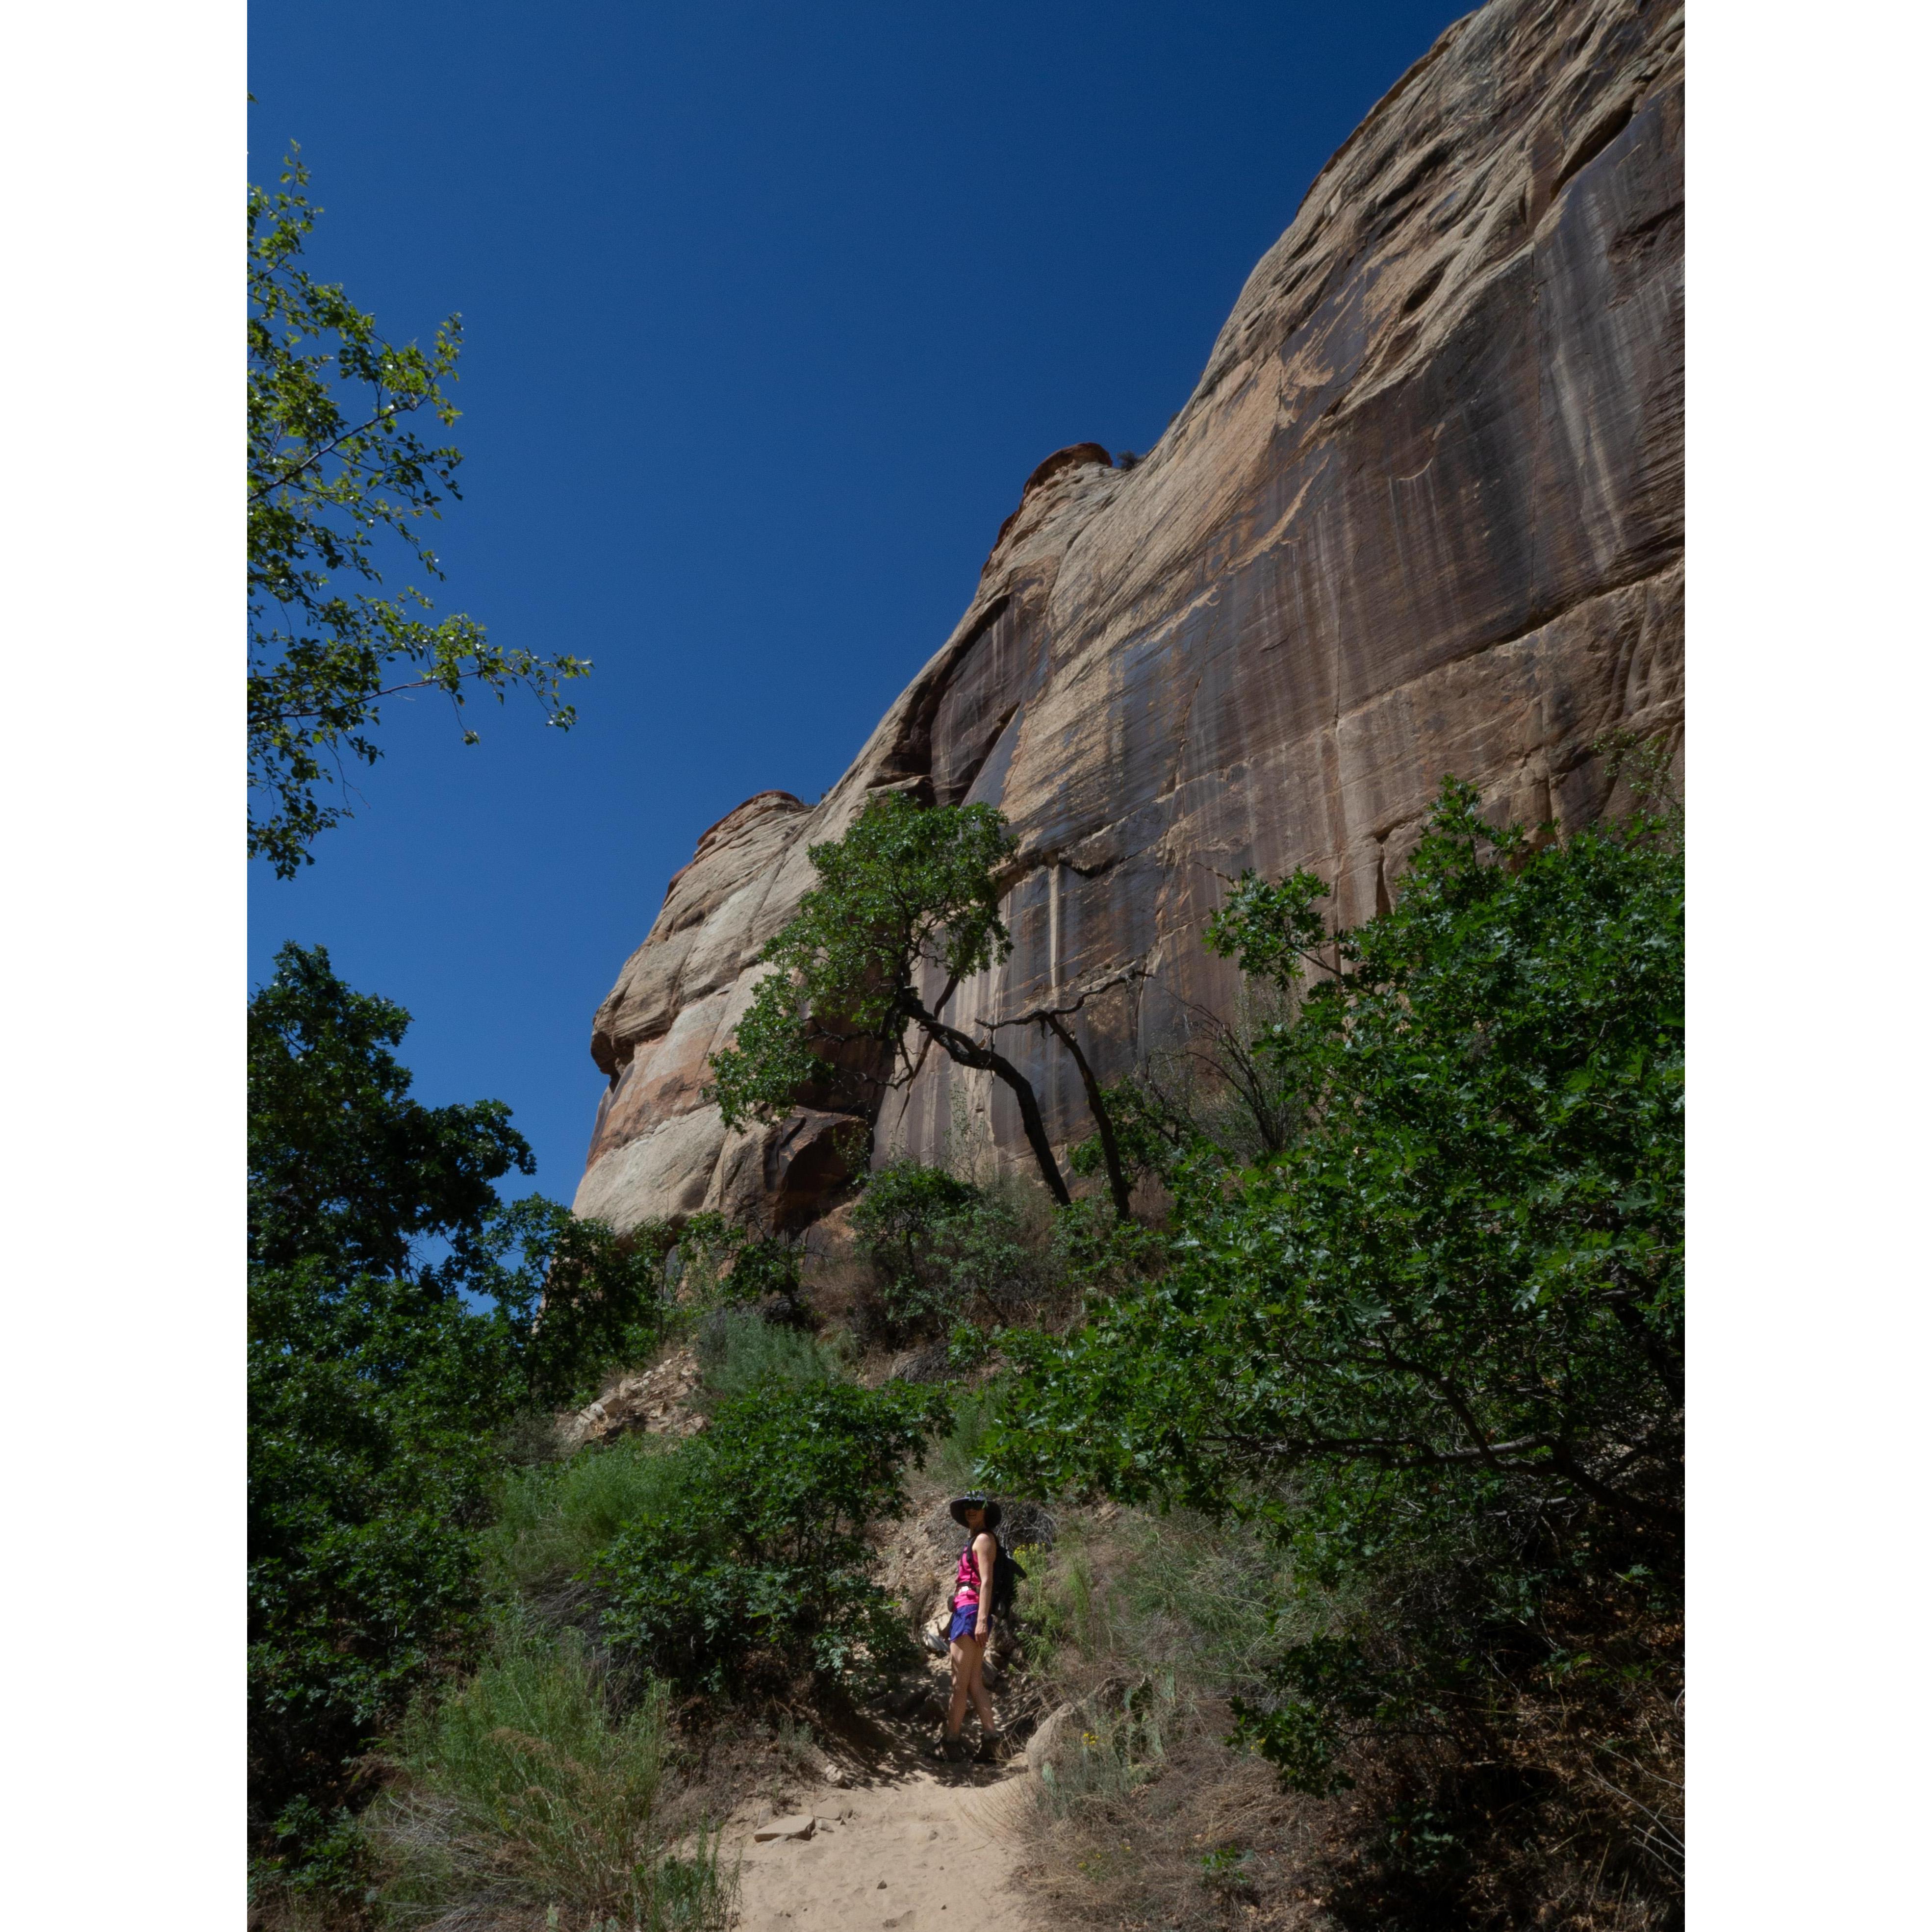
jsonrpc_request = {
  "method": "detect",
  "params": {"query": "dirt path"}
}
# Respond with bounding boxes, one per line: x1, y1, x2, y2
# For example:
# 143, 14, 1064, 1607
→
724, 1759, 1037, 1932
714, 1491, 1051, 1932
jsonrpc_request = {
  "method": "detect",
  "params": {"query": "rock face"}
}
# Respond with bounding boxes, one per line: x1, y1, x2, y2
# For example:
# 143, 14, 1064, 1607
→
576, 0, 1684, 1234
559, 1346, 705, 1453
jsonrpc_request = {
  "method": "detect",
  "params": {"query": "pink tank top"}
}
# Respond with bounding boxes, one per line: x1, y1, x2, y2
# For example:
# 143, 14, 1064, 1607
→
953, 1541, 983, 1608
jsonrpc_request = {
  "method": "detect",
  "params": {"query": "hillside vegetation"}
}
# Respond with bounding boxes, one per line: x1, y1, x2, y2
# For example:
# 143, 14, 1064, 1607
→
250, 772, 1681, 1932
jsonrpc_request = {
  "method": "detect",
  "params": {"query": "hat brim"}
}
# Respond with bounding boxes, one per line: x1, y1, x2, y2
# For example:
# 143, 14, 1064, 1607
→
949, 1496, 1003, 1530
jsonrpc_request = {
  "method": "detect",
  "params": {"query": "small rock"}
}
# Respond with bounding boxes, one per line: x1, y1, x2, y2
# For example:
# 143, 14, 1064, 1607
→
752, 1814, 817, 1842
822, 1764, 848, 1786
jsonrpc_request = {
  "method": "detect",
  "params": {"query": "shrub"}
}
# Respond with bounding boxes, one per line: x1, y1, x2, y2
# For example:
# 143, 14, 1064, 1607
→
925, 1382, 1003, 1495
1000, 773, 1683, 1927
1014, 1509, 1300, 1696
670, 1212, 734, 1304
1035, 1674, 1179, 1819
1068, 1076, 1185, 1190
248, 945, 662, 1876
1048, 1196, 1165, 1308
723, 1233, 804, 1302
673, 1214, 803, 1313
851, 1159, 981, 1333
595, 1376, 949, 1691
695, 1305, 842, 1401
485, 1436, 688, 1601
369, 1622, 729, 1929
536, 1215, 679, 1391
941, 1179, 1051, 1323
987, 779, 1683, 1809
483, 1313, 859, 1603
851, 1159, 1061, 1339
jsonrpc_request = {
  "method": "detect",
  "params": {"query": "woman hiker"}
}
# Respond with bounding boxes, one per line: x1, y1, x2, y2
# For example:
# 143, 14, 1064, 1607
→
935, 1492, 1004, 1762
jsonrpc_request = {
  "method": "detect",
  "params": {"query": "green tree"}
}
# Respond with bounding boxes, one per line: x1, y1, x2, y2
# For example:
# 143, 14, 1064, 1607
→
706, 791, 1133, 1210
985, 779, 1683, 1790
249, 944, 660, 1867
850, 1158, 985, 1335
248, 148, 590, 876
595, 1374, 949, 1691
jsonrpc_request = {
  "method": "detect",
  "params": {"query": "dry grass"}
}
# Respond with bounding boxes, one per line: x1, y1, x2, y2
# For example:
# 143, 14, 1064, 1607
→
1003, 1507, 1335, 1932
364, 1625, 734, 1932
1016, 1683, 1339, 1932
248, 1886, 374, 1932
1295, 1699, 1684, 1931
1002, 1506, 1683, 1932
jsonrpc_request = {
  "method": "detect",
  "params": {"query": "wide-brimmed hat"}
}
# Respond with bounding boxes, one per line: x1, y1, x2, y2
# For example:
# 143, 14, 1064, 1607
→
949, 1493, 1003, 1530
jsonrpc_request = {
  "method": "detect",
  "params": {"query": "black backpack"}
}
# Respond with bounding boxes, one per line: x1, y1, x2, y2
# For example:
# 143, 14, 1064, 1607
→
972, 1537, 1027, 1619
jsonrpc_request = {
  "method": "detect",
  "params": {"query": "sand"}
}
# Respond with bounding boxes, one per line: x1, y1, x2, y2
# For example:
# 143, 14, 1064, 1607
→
723, 1763, 1037, 1932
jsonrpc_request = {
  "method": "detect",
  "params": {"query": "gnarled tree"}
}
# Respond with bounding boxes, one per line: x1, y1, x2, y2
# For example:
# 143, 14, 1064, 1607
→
707, 791, 1133, 1213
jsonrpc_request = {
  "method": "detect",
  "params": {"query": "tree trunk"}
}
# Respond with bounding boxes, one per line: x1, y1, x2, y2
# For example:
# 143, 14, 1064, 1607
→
1042, 1012, 1131, 1220
904, 997, 1072, 1206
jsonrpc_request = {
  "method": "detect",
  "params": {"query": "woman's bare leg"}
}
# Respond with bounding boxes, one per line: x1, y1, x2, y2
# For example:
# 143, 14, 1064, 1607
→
960, 1641, 997, 1735
945, 1634, 982, 1736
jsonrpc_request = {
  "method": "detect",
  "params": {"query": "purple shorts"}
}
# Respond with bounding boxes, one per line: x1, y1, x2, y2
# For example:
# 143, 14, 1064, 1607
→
947, 1602, 983, 1644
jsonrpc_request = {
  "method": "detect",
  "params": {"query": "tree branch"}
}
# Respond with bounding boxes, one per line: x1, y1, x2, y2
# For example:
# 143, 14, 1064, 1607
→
902, 992, 1071, 1205
982, 964, 1148, 1032
1042, 1012, 1131, 1220
1236, 1429, 1551, 1469
259, 666, 502, 725
981, 964, 1146, 1219
1604, 1278, 1684, 1405
248, 394, 427, 503
1373, 1337, 1521, 1481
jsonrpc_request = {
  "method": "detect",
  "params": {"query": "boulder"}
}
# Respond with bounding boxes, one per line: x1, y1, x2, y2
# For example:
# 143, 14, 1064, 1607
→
1025, 1704, 1077, 1777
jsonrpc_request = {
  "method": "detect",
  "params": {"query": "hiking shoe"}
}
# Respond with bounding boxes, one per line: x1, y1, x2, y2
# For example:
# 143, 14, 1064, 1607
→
930, 1734, 968, 1763
974, 1730, 1005, 1763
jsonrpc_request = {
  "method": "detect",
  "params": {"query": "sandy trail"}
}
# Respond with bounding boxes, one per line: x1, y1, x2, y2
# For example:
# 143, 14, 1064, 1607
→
724, 1761, 1036, 1932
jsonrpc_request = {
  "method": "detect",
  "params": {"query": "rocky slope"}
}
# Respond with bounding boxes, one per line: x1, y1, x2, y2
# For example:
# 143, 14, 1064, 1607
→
576, 0, 1684, 1233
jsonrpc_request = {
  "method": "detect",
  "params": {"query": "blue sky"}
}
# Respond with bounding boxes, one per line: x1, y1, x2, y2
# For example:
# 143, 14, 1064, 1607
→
247, 0, 1468, 1202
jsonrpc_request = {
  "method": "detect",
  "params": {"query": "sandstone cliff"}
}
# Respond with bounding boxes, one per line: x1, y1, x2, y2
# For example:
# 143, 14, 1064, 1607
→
575, 0, 1684, 1233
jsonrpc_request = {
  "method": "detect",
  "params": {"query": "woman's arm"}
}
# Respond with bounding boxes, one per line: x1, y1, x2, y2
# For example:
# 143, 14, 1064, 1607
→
973, 1531, 998, 1639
